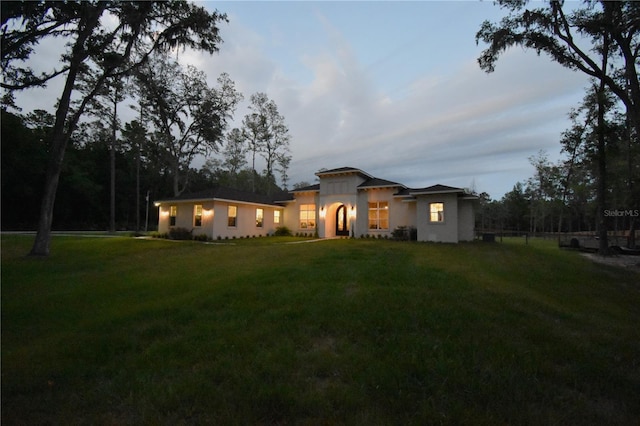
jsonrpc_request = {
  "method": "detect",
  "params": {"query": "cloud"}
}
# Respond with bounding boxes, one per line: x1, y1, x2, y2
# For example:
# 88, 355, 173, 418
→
9, 3, 593, 199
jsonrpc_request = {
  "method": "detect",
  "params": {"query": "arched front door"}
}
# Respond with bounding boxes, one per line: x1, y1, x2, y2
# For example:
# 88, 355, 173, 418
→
336, 205, 349, 236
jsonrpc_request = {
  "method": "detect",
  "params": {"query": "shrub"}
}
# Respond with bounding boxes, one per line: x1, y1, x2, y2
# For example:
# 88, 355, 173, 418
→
193, 234, 208, 242
169, 227, 192, 240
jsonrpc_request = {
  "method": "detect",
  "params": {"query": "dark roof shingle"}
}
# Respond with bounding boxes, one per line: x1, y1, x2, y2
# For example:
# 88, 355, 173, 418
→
155, 186, 292, 205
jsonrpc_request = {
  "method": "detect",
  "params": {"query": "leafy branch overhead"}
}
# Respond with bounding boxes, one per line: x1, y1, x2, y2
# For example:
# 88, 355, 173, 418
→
476, 1, 639, 131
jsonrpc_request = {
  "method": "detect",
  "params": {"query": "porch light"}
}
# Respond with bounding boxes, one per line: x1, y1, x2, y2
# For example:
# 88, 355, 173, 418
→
319, 206, 326, 218
349, 206, 356, 219
204, 209, 214, 217
154, 202, 161, 207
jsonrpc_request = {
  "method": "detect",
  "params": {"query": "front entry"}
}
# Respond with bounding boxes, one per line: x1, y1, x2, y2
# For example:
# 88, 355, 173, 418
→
336, 205, 349, 236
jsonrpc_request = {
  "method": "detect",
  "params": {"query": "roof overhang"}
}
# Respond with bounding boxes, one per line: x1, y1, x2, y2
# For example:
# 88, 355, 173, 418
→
409, 189, 464, 196
315, 167, 374, 179
155, 197, 283, 209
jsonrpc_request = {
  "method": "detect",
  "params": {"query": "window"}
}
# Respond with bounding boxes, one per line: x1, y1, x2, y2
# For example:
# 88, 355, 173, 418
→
256, 208, 264, 228
368, 201, 389, 230
169, 205, 177, 226
194, 204, 203, 227
429, 202, 444, 222
274, 210, 281, 224
228, 205, 237, 227
299, 204, 316, 229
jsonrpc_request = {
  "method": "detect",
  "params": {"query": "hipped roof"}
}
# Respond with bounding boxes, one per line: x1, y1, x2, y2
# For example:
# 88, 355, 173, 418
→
155, 187, 293, 206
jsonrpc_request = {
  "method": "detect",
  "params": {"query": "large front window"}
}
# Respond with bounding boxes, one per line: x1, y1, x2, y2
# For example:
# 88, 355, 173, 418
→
194, 204, 203, 227
299, 204, 316, 229
169, 205, 177, 226
228, 205, 237, 227
368, 201, 389, 230
429, 202, 444, 222
256, 208, 264, 228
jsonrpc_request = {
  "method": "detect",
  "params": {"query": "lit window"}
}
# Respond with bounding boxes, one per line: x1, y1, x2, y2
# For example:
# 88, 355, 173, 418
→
274, 210, 281, 224
429, 202, 444, 222
299, 204, 316, 229
256, 208, 264, 228
228, 205, 237, 227
170, 205, 177, 226
368, 201, 389, 230
194, 204, 203, 227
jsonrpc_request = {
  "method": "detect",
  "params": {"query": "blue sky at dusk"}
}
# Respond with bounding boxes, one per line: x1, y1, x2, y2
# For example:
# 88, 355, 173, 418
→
13, 1, 592, 198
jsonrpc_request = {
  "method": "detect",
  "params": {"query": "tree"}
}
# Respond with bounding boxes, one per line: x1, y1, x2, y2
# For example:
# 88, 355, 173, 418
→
221, 128, 249, 178
1, 1, 227, 256
121, 120, 148, 231
476, 0, 640, 254
276, 152, 292, 191
137, 54, 242, 196
82, 75, 130, 233
1, 109, 49, 229
476, 1, 639, 138
502, 182, 530, 232
242, 92, 291, 192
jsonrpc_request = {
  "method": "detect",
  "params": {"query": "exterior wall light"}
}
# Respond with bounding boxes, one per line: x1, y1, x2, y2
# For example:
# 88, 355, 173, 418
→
349, 206, 356, 219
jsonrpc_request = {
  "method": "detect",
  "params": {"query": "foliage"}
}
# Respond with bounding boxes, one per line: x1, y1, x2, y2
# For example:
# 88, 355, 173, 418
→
135, 54, 242, 196
391, 226, 417, 241
274, 226, 293, 236
1, 109, 47, 228
168, 227, 193, 241
1, 1, 228, 256
2, 236, 639, 424
241, 92, 292, 191
476, 1, 640, 247
476, 1, 639, 130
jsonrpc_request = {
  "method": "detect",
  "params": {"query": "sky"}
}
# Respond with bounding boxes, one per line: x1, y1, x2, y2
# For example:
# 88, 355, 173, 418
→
11, 1, 593, 199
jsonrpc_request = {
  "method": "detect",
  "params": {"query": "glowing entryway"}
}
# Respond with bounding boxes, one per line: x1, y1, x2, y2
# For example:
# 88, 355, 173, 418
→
336, 204, 349, 236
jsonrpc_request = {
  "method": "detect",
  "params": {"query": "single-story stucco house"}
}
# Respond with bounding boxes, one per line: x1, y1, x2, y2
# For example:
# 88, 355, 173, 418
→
155, 166, 478, 243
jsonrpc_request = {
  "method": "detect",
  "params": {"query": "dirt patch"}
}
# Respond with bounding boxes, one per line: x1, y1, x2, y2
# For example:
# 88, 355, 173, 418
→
580, 252, 640, 273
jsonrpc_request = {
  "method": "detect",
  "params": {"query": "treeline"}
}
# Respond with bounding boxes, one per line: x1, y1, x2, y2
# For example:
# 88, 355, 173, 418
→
2, 29, 293, 232
476, 1, 639, 250
477, 87, 639, 238
1, 103, 289, 231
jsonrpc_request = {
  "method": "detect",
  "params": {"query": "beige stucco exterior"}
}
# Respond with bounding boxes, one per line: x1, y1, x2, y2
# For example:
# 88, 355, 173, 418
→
157, 198, 284, 240
155, 167, 477, 243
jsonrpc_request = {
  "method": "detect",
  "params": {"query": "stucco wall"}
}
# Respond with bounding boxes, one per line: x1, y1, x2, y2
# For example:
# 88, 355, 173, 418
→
284, 192, 319, 235
457, 199, 476, 242
319, 174, 365, 196
416, 193, 460, 243
158, 202, 215, 236
158, 200, 282, 240
357, 188, 415, 238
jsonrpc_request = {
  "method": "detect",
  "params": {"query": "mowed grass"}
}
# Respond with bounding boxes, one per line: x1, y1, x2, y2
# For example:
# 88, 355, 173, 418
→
2, 235, 639, 425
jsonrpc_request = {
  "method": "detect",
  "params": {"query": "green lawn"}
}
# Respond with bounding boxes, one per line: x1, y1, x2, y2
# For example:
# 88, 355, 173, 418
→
2, 235, 639, 425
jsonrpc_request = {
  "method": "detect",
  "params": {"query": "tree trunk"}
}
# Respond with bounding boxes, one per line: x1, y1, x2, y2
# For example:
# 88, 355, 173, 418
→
596, 82, 609, 256
109, 90, 118, 234
29, 7, 103, 256
136, 141, 141, 232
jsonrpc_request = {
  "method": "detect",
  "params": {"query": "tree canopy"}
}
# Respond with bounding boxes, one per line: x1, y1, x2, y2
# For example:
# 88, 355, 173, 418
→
1, 1, 227, 255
